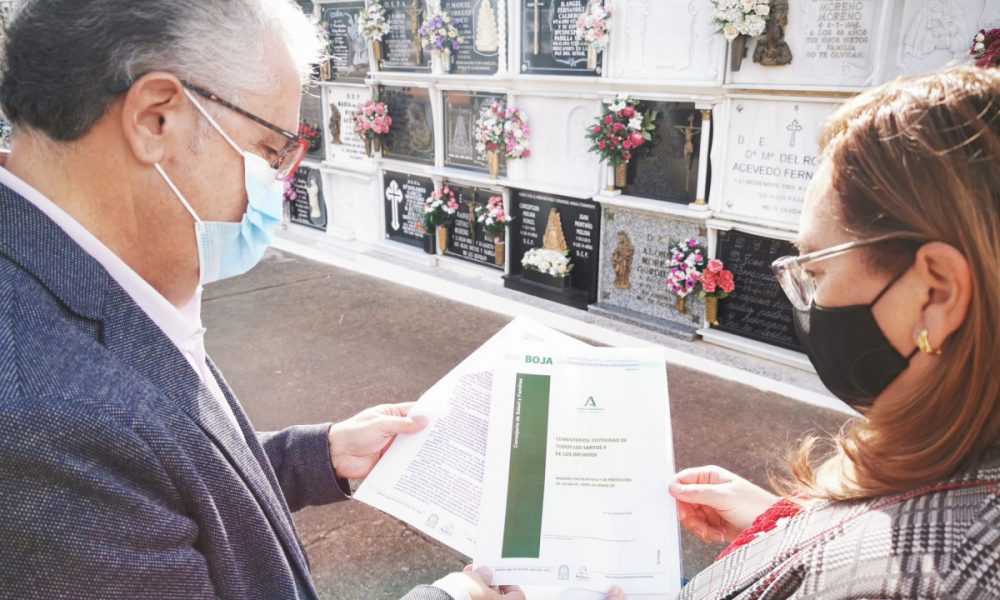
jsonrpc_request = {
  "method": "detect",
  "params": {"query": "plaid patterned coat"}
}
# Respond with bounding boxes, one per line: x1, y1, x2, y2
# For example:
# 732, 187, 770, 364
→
0, 186, 440, 599
680, 452, 1000, 599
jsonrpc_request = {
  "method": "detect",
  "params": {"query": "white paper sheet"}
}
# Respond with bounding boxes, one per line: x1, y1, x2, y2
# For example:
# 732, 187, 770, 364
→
354, 317, 587, 556
475, 343, 681, 598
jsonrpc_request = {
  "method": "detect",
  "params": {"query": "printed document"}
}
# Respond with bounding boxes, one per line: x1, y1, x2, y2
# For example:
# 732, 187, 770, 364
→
476, 343, 680, 596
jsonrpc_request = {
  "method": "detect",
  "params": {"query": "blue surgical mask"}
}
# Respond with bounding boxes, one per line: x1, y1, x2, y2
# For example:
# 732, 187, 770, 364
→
155, 89, 284, 285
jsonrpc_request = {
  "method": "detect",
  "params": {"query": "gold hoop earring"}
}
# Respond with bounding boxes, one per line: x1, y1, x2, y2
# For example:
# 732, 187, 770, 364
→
917, 329, 942, 355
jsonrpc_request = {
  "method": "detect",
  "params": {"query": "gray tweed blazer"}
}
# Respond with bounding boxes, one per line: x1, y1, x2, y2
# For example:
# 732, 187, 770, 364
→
680, 452, 1000, 599
0, 186, 452, 599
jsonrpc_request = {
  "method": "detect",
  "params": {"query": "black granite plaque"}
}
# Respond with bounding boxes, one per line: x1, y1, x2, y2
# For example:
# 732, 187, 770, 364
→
381, 0, 429, 71
299, 83, 325, 161
442, 0, 502, 75
714, 230, 802, 352
289, 167, 328, 232
384, 171, 435, 247
443, 185, 502, 269
297, 0, 315, 14
625, 103, 703, 204
443, 91, 507, 173
381, 86, 435, 165
520, 0, 599, 76
506, 189, 601, 307
322, 3, 370, 81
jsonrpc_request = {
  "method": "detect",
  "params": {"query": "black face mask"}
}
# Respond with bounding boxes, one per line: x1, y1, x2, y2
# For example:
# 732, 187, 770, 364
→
793, 271, 918, 410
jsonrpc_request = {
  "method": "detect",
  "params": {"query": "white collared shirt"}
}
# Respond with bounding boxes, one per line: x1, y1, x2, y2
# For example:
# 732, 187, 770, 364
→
0, 166, 241, 431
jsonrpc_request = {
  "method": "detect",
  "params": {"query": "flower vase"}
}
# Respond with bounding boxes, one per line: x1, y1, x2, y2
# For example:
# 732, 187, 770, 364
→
705, 296, 720, 326
373, 135, 382, 155
372, 41, 383, 63
422, 233, 436, 254
494, 240, 506, 267
587, 45, 598, 70
614, 162, 628, 189
364, 135, 373, 157
487, 152, 500, 179
282, 200, 291, 229
730, 35, 748, 71
676, 295, 687, 314
436, 225, 449, 255
432, 49, 452, 75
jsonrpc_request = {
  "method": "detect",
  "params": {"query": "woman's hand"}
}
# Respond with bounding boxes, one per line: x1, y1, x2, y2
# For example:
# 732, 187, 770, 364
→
668, 465, 779, 543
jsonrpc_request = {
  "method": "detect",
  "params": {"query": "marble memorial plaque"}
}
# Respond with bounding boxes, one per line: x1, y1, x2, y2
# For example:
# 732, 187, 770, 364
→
509, 189, 601, 301
322, 2, 370, 81
327, 88, 368, 162
289, 167, 328, 231
442, 0, 502, 75
596, 208, 704, 329
444, 90, 507, 173
885, 0, 1000, 80
714, 230, 802, 352
444, 184, 502, 269
720, 98, 837, 227
384, 171, 435, 247
381, 0, 430, 71
624, 102, 704, 204
520, 0, 600, 75
381, 86, 435, 165
729, 0, 884, 89
300, 84, 325, 161
609, 0, 725, 83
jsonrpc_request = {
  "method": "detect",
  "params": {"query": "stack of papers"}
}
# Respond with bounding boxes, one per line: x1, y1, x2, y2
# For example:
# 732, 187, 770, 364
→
355, 317, 682, 599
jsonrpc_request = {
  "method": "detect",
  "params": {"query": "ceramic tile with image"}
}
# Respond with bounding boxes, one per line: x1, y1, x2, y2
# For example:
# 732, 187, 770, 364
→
380, 85, 436, 165
444, 90, 508, 174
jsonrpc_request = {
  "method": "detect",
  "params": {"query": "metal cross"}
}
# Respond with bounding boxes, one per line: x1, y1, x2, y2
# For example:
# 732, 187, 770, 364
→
387, 181, 404, 231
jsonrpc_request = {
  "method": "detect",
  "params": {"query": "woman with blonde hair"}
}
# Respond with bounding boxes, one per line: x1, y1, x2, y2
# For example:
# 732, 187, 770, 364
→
669, 65, 1000, 598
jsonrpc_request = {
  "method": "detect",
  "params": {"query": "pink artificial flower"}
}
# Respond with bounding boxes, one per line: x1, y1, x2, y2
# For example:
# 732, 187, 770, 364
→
592, 125, 602, 134
612, 122, 625, 132
701, 272, 718, 294
719, 270, 735, 294
687, 239, 698, 248
621, 106, 636, 118
604, 115, 614, 124
598, 140, 607, 150
629, 132, 645, 146
707, 259, 724, 274
624, 152, 632, 160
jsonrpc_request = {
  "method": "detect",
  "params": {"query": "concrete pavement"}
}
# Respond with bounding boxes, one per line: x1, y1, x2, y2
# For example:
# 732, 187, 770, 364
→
203, 249, 850, 600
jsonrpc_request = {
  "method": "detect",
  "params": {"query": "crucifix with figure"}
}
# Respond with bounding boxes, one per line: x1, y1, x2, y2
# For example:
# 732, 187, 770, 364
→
674, 113, 702, 192
526, 0, 544, 55
408, 2, 423, 62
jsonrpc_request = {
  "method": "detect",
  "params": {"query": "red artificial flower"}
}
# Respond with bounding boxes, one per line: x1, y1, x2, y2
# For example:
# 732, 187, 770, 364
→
621, 106, 635, 118
598, 140, 607, 150
604, 115, 614, 124
629, 132, 645, 146
592, 125, 602, 134
701, 272, 717, 294
612, 122, 625, 132
623, 140, 633, 150
624, 151, 632, 160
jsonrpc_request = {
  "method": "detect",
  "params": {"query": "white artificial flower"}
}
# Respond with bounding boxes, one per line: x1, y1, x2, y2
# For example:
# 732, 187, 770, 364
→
723, 23, 739, 40
755, 3, 770, 16
628, 115, 644, 130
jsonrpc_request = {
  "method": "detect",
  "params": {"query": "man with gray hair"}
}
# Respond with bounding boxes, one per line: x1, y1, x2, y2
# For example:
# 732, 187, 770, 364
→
0, 1, 534, 599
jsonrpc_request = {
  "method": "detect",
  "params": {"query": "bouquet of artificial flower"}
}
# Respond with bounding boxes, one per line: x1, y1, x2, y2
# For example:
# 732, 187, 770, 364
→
585, 94, 657, 167
358, 1, 390, 42
283, 178, 298, 203
971, 29, 1000, 68
476, 196, 513, 242
418, 9, 463, 53
699, 258, 736, 299
666, 238, 706, 298
711, 0, 770, 41
421, 186, 459, 229
576, 0, 613, 49
475, 102, 532, 159
298, 120, 322, 151
522, 248, 573, 277
353, 100, 392, 140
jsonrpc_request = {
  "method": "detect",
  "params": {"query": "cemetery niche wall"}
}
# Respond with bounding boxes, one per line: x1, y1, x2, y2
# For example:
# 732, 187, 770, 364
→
296, 0, 993, 366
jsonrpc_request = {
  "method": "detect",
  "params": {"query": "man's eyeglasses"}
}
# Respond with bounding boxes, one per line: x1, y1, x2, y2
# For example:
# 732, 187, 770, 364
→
770, 231, 928, 311
108, 79, 308, 180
